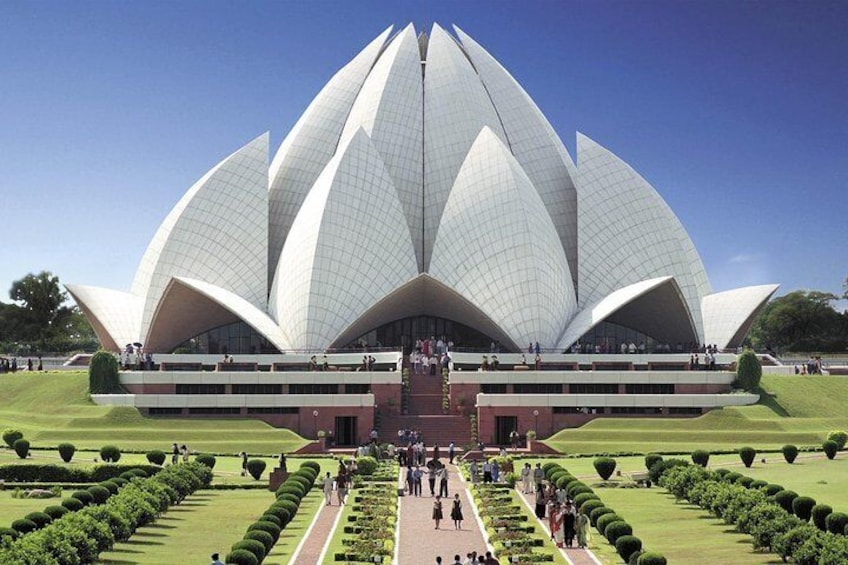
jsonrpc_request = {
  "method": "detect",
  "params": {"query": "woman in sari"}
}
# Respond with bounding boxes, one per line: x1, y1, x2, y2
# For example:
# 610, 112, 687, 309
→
563, 501, 576, 548
552, 504, 565, 548
534, 483, 546, 519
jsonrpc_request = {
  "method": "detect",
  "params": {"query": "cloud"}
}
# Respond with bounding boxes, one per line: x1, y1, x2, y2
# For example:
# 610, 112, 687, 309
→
729, 253, 758, 264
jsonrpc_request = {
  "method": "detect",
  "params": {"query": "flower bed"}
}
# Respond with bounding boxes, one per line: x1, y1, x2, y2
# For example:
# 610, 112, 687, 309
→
471, 483, 553, 563
334, 463, 398, 564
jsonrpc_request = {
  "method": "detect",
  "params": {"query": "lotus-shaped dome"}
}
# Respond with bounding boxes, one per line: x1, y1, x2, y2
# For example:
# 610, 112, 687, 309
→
68, 24, 777, 353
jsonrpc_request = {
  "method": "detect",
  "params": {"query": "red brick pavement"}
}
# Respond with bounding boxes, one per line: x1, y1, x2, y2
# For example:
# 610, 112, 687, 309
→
286, 492, 342, 565
514, 489, 601, 565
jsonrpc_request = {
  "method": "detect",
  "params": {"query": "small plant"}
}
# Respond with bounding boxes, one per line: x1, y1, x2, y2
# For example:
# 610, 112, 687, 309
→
738, 446, 757, 468
644, 453, 663, 470
526, 430, 537, 441
782, 444, 798, 464
2, 428, 23, 448
812, 504, 833, 531
823, 440, 838, 460
615, 535, 642, 562
13, 438, 30, 459
792, 496, 816, 522
100, 445, 121, 463
146, 450, 166, 465
827, 430, 848, 450
691, 450, 710, 467
246, 459, 267, 480
355, 456, 378, 475
735, 349, 762, 391
593, 457, 617, 480
825, 512, 848, 535
773, 490, 798, 514
88, 350, 122, 394
57, 443, 75, 463
637, 552, 667, 565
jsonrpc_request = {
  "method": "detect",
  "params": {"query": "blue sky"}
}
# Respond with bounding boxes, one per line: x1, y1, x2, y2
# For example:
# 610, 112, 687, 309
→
0, 0, 845, 306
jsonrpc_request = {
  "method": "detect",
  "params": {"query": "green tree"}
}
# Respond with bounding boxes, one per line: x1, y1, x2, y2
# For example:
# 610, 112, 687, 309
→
749, 290, 846, 352
8, 271, 73, 348
736, 349, 762, 391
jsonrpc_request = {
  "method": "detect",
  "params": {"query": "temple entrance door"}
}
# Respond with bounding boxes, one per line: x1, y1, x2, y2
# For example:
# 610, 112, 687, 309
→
494, 416, 518, 446
335, 416, 358, 446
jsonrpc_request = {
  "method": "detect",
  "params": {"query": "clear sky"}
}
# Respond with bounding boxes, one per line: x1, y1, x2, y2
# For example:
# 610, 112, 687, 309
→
0, 0, 845, 306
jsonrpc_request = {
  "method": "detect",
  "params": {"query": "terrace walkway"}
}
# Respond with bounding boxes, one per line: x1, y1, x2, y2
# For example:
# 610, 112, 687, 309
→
396, 462, 489, 564
286, 495, 342, 564
514, 489, 601, 565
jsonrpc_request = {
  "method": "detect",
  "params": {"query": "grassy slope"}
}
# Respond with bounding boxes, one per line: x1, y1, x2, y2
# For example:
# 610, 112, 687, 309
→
543, 375, 848, 454
0, 372, 308, 453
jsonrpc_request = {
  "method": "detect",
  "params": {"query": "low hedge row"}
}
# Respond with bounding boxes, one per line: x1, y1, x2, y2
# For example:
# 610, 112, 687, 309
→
0, 462, 212, 564
0, 463, 162, 483
542, 462, 665, 565
659, 464, 848, 564
225, 461, 320, 565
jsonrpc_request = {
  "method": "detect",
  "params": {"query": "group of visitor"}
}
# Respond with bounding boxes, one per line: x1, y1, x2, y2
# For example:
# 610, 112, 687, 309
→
121, 344, 153, 370
308, 354, 329, 371
0, 357, 22, 372
433, 551, 502, 564
527, 470, 590, 549
320, 462, 352, 506
796, 356, 825, 375
689, 351, 718, 370
171, 443, 190, 465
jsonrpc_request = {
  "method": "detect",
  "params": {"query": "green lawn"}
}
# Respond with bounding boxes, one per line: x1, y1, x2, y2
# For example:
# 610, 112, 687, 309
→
543, 375, 848, 454
0, 372, 308, 453
0, 493, 61, 528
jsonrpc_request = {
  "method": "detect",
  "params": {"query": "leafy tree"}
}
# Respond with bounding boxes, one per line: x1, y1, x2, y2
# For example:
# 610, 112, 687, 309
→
7, 271, 73, 348
736, 349, 762, 391
749, 290, 847, 352
89, 351, 122, 394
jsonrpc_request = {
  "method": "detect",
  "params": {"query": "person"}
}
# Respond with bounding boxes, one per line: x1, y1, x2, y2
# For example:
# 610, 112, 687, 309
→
428, 464, 437, 496
171, 443, 179, 465
432, 495, 443, 529
210, 552, 224, 565
322, 472, 334, 505
413, 465, 423, 496
469, 460, 479, 484
484, 551, 500, 565
464, 553, 476, 565
534, 353, 542, 370
448, 441, 455, 464
520, 462, 532, 494
534, 483, 546, 519
563, 501, 576, 548
576, 510, 591, 549
450, 493, 463, 529
181, 444, 189, 463
452, 555, 463, 565
435, 558, 442, 565
336, 470, 348, 505
278, 452, 287, 472
492, 460, 500, 483
482, 459, 492, 483
533, 462, 544, 489
406, 465, 415, 494
240, 451, 248, 476
552, 502, 564, 547
509, 429, 519, 449
438, 465, 449, 498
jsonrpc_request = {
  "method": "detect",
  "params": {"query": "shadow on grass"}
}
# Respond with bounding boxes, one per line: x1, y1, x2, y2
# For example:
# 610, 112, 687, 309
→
99, 560, 140, 565
123, 538, 162, 547
755, 387, 791, 417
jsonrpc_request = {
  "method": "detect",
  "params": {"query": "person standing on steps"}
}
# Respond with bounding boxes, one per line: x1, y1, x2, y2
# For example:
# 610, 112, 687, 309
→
450, 493, 463, 529
432, 495, 443, 529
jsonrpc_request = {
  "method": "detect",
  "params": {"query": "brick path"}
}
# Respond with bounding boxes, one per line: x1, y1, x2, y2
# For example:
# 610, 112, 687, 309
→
514, 489, 601, 565
396, 462, 490, 564
286, 491, 342, 565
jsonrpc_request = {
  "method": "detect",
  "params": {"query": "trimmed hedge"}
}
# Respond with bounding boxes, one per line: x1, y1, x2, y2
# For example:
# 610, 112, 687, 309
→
196, 454, 217, 469
825, 512, 848, 535
637, 552, 668, 565
146, 450, 166, 466
812, 504, 833, 531
100, 445, 121, 463
246, 459, 266, 481
616, 535, 642, 562
782, 444, 799, 464
13, 438, 29, 459
24, 512, 51, 528
774, 490, 798, 514
355, 456, 378, 475
691, 450, 710, 467
596, 513, 622, 535
10, 519, 37, 535
644, 453, 663, 471
231, 539, 266, 562
827, 431, 847, 450
594, 457, 617, 480
2, 429, 23, 448
605, 520, 633, 544
739, 447, 757, 468
226, 549, 259, 565
58, 443, 76, 463
792, 496, 816, 522
0, 463, 161, 483
823, 440, 838, 460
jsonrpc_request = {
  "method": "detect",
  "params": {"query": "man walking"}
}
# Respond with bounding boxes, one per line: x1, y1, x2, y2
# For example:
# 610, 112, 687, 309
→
322, 472, 334, 505
448, 441, 455, 463
533, 462, 545, 490
438, 465, 449, 497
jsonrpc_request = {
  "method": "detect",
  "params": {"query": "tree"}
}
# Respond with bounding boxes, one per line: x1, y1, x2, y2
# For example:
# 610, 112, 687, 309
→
748, 290, 847, 352
736, 349, 762, 391
8, 271, 73, 348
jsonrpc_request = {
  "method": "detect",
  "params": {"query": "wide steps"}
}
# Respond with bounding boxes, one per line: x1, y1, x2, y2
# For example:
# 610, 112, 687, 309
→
380, 414, 471, 447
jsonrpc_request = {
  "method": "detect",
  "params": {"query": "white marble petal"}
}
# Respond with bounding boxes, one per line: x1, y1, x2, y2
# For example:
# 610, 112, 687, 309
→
702, 284, 779, 349
65, 284, 143, 351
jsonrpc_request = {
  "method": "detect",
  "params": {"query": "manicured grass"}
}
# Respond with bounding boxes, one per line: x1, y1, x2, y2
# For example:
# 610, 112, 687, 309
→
321, 485, 359, 565
0, 493, 61, 527
267, 488, 326, 564
0, 372, 309, 453
543, 375, 848, 454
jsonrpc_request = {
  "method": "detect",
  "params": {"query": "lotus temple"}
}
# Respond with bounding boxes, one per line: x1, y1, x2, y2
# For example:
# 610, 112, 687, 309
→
68, 24, 780, 447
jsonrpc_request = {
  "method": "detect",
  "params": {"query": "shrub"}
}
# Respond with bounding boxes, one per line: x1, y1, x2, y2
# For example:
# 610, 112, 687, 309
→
301, 461, 320, 474
0, 527, 18, 540
61, 497, 84, 511
87, 485, 112, 504
827, 431, 848, 450
764, 483, 784, 496
594, 457, 617, 480
267, 504, 292, 525
637, 552, 668, 565
596, 513, 622, 535
355, 456, 378, 475
774, 490, 799, 514
100, 445, 121, 463
195, 454, 216, 469
13, 438, 30, 459
574, 492, 600, 509
782, 444, 799, 464
231, 539, 265, 563
225, 548, 259, 565
147, 450, 166, 465
735, 349, 762, 391
89, 350, 122, 393
246, 459, 266, 480
793, 496, 817, 522
648, 458, 688, 484
57, 443, 76, 463
288, 474, 313, 491
273, 499, 299, 517
11, 518, 38, 535
100, 481, 119, 495
2, 428, 23, 448
737, 476, 754, 489
691, 450, 710, 467
774, 524, 818, 562
247, 520, 281, 542
825, 512, 848, 535
644, 453, 663, 470
750, 480, 768, 490
258, 513, 281, 527
605, 520, 633, 544
812, 504, 833, 531
71, 490, 95, 506
277, 493, 301, 507
555, 474, 576, 489
244, 529, 275, 553
44, 505, 69, 520
25, 511, 52, 528
276, 485, 305, 499
615, 534, 643, 562
569, 484, 594, 498
580, 499, 605, 516
823, 440, 838, 460
590, 506, 616, 527
738, 447, 757, 468
628, 550, 644, 565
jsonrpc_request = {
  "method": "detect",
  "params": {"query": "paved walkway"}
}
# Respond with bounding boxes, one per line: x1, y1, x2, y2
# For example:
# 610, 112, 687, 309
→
396, 463, 490, 564
514, 489, 601, 565
286, 492, 342, 565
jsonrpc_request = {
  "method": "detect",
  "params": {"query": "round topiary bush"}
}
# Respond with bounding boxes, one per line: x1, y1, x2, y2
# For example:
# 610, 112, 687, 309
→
13, 438, 30, 459
246, 459, 266, 480
735, 349, 762, 391
823, 440, 838, 460
827, 431, 848, 450
57, 442, 76, 463
594, 457, 617, 480
714, 468, 731, 478
596, 513, 622, 535
812, 504, 833, 531
580, 499, 605, 517
737, 476, 755, 489
628, 550, 645, 565
738, 447, 757, 468
825, 512, 848, 535
273, 499, 299, 517
146, 450, 166, 465
574, 492, 600, 509
231, 539, 265, 563
691, 450, 710, 467
763, 484, 784, 496
87, 484, 112, 504
590, 506, 616, 527
100, 445, 121, 463
723, 471, 742, 484
2, 428, 23, 448
301, 460, 320, 474
247, 520, 281, 542
774, 490, 799, 514
111, 477, 129, 488
43, 505, 69, 520
355, 456, 378, 475
258, 513, 281, 527
569, 484, 595, 498
24, 511, 52, 529
89, 350, 122, 394
225, 548, 259, 565
555, 474, 576, 489
782, 444, 799, 464
71, 490, 95, 506
277, 493, 301, 507
276, 485, 305, 500
244, 529, 275, 553
288, 474, 313, 491
749, 480, 768, 490
605, 520, 633, 544
195, 454, 216, 469
11, 518, 38, 535
99, 480, 119, 495
61, 497, 84, 511
637, 552, 668, 565
0, 527, 19, 541
644, 453, 663, 471
267, 504, 292, 525
792, 496, 816, 522
615, 534, 643, 562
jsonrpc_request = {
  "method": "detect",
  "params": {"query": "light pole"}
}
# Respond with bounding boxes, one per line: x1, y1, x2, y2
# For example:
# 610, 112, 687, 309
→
312, 410, 319, 439
533, 409, 539, 435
